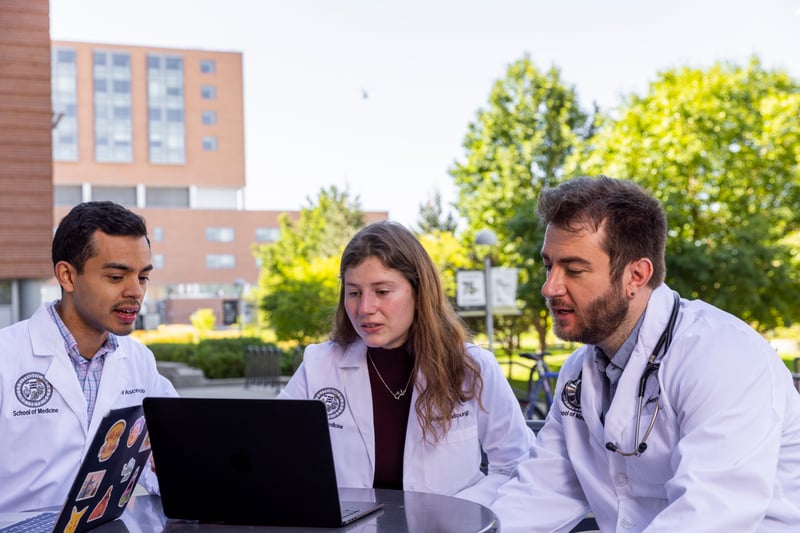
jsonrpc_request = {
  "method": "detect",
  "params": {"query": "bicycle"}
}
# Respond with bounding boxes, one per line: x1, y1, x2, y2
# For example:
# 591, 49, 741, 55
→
518, 351, 559, 419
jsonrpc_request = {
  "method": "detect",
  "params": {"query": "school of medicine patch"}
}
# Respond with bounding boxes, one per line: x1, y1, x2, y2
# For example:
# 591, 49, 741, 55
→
15, 372, 53, 408
561, 377, 582, 414
314, 387, 345, 420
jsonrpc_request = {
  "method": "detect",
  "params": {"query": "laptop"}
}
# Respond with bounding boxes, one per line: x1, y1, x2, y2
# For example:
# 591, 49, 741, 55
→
142, 397, 383, 528
0, 405, 151, 533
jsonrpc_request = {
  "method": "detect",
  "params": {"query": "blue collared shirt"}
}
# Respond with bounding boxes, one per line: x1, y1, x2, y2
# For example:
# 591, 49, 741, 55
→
594, 312, 646, 420
47, 300, 118, 427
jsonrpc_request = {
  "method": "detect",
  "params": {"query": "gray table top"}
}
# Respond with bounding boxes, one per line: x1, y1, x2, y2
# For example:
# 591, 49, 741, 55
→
109, 487, 498, 533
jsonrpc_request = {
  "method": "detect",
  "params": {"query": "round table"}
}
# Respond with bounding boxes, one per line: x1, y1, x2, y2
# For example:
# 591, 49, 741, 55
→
113, 487, 498, 532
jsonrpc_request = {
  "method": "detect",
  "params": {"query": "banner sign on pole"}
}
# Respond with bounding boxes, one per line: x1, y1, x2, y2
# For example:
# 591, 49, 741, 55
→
456, 268, 519, 311
456, 270, 486, 308
490, 267, 518, 308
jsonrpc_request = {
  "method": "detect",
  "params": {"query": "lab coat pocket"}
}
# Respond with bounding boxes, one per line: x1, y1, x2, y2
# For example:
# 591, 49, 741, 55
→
624, 406, 674, 499
422, 424, 481, 494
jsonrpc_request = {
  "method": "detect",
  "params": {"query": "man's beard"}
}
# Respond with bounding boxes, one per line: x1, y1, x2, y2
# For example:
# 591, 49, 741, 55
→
550, 284, 628, 346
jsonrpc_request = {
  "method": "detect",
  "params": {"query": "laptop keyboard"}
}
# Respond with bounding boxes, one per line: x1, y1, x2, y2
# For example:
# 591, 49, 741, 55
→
0, 512, 58, 533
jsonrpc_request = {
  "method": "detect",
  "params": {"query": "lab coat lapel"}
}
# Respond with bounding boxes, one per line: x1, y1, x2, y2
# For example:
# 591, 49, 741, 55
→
30, 308, 89, 433
341, 342, 377, 474
43, 353, 89, 431
89, 349, 127, 437
579, 356, 607, 448
604, 285, 675, 447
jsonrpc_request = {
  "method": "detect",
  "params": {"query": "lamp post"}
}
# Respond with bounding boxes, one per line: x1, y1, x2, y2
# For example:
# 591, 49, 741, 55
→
475, 229, 498, 353
233, 278, 246, 336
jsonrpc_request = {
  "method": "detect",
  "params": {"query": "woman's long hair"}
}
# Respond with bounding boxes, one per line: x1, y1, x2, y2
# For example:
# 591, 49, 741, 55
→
331, 221, 484, 443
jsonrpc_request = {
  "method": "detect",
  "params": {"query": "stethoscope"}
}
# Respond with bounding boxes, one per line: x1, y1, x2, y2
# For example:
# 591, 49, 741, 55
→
604, 290, 681, 457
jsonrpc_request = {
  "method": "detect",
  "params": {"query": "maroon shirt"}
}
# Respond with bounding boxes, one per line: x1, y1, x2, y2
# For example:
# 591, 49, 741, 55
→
366, 345, 415, 490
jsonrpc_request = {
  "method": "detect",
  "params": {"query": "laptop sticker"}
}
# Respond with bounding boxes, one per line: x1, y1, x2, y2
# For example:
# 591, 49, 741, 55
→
98, 419, 126, 462
76, 470, 105, 501
138, 432, 151, 452
127, 416, 146, 448
117, 466, 140, 508
64, 505, 88, 533
87, 486, 113, 522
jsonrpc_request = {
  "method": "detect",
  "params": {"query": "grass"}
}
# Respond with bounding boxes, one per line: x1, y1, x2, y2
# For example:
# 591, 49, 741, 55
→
498, 347, 800, 402
493, 350, 571, 403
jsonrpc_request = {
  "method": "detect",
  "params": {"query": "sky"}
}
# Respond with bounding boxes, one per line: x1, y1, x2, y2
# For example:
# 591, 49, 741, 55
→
49, 0, 800, 228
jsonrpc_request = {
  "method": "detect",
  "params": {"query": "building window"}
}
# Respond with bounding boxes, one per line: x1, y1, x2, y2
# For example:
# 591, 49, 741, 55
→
206, 254, 235, 269
146, 187, 190, 208
206, 227, 235, 242
195, 187, 238, 209
201, 85, 216, 99
92, 186, 136, 206
200, 59, 216, 74
166, 109, 184, 122
153, 254, 165, 269
201, 110, 217, 125
202, 136, 218, 151
255, 227, 280, 243
51, 46, 78, 161
147, 53, 186, 164
152, 227, 165, 242
166, 56, 183, 70
93, 50, 133, 163
54, 185, 83, 206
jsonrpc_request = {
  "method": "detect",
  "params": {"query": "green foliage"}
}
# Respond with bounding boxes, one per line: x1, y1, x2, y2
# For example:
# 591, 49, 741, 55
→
416, 190, 458, 233
260, 256, 340, 344
147, 337, 293, 379
575, 57, 800, 331
417, 230, 472, 300
145, 342, 197, 364
254, 186, 367, 343
449, 54, 593, 351
194, 337, 256, 378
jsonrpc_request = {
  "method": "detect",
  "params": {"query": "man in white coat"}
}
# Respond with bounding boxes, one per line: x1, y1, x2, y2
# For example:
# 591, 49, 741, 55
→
492, 176, 800, 531
0, 201, 177, 513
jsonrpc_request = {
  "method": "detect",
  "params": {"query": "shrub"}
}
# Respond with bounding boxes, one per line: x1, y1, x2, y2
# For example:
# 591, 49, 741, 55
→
146, 337, 302, 380
146, 342, 197, 364
194, 337, 262, 379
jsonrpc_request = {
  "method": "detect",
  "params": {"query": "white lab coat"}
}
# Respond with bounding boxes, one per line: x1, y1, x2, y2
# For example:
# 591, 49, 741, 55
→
279, 340, 534, 506
0, 303, 177, 513
493, 284, 800, 532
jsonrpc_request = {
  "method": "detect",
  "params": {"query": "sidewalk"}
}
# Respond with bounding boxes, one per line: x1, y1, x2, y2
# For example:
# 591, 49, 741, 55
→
158, 361, 286, 399
175, 378, 284, 399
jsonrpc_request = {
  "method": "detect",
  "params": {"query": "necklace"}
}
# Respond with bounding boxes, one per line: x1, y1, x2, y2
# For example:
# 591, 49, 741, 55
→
367, 354, 414, 400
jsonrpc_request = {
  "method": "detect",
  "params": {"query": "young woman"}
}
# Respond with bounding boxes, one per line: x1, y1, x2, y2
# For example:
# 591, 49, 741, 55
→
280, 221, 533, 506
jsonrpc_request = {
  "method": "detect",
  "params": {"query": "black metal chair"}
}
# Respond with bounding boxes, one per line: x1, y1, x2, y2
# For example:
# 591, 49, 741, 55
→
244, 344, 282, 388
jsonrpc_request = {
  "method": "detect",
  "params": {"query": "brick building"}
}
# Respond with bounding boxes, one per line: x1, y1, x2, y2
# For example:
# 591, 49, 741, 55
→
0, 0, 54, 326
47, 40, 386, 326
0, 4, 387, 328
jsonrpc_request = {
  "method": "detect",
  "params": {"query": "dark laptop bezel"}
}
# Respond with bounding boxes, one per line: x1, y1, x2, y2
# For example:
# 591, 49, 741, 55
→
143, 397, 381, 527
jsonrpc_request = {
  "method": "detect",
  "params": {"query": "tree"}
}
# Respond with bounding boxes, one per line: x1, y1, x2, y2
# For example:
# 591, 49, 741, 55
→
190, 308, 216, 338
417, 230, 471, 300
574, 57, 800, 331
450, 55, 593, 352
255, 186, 366, 343
416, 190, 458, 233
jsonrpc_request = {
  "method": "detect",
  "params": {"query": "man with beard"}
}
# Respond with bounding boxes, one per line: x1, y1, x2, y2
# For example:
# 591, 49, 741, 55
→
491, 176, 800, 532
